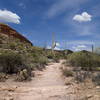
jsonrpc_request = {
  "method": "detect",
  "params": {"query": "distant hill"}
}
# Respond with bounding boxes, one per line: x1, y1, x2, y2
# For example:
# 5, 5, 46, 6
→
0, 23, 32, 45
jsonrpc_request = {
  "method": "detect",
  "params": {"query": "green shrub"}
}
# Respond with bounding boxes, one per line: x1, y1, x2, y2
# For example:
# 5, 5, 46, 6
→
63, 70, 73, 77
34, 56, 48, 71
8, 42, 17, 50
46, 51, 54, 59
31, 48, 49, 70
67, 51, 100, 71
0, 50, 31, 74
38, 56, 48, 65
46, 50, 64, 62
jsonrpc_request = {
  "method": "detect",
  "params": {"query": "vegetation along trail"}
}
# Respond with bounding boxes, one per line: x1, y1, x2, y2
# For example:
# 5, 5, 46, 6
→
0, 60, 76, 100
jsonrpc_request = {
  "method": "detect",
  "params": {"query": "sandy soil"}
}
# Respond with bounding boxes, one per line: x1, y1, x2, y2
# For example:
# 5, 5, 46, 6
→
0, 61, 100, 100
0, 61, 77, 100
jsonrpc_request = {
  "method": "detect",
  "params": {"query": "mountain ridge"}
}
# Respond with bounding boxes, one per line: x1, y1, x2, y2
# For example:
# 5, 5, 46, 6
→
0, 23, 32, 45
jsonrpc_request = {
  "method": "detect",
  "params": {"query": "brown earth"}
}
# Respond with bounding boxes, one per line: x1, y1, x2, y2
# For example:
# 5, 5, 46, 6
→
0, 60, 100, 100
0, 61, 77, 100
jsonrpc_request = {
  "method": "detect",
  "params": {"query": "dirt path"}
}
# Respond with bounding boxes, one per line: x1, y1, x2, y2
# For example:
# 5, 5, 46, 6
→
32, 61, 65, 87
0, 61, 76, 100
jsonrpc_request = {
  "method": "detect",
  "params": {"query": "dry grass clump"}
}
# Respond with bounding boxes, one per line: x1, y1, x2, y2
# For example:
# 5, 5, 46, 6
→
0, 73, 8, 82
15, 69, 31, 82
92, 73, 100, 85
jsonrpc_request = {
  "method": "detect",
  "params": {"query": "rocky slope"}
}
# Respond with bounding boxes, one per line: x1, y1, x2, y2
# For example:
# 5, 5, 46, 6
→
0, 23, 32, 45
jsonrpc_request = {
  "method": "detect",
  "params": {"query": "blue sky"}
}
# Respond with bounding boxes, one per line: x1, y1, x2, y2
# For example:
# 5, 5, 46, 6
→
0, 0, 100, 51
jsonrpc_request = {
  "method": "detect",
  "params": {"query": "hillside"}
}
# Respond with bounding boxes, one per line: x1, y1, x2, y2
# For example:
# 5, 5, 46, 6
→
0, 23, 32, 45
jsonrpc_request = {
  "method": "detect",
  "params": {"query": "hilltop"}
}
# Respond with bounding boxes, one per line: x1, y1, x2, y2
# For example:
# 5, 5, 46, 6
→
0, 23, 32, 45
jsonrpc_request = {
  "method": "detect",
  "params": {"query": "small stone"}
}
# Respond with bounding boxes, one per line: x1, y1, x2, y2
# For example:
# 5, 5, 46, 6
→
96, 86, 100, 89
9, 97, 14, 100
65, 82, 72, 85
87, 94, 93, 98
65, 78, 73, 85
88, 87, 92, 89
8, 88, 15, 92
4, 97, 14, 100
5, 75, 8, 79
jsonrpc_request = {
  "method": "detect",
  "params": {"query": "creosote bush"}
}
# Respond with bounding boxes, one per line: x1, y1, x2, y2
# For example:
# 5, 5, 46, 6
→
67, 51, 100, 71
0, 50, 31, 74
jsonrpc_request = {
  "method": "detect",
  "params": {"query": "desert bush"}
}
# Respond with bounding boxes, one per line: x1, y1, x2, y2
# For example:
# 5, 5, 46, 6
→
67, 51, 100, 71
0, 73, 8, 82
46, 50, 64, 62
0, 50, 31, 74
38, 56, 48, 65
31, 48, 49, 70
8, 42, 17, 50
32, 56, 48, 70
46, 51, 54, 59
74, 71, 92, 82
63, 70, 73, 77
15, 69, 31, 82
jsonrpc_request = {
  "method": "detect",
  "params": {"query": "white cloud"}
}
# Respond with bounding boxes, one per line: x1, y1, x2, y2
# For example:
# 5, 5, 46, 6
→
0, 9, 20, 24
73, 12, 92, 22
72, 44, 87, 51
